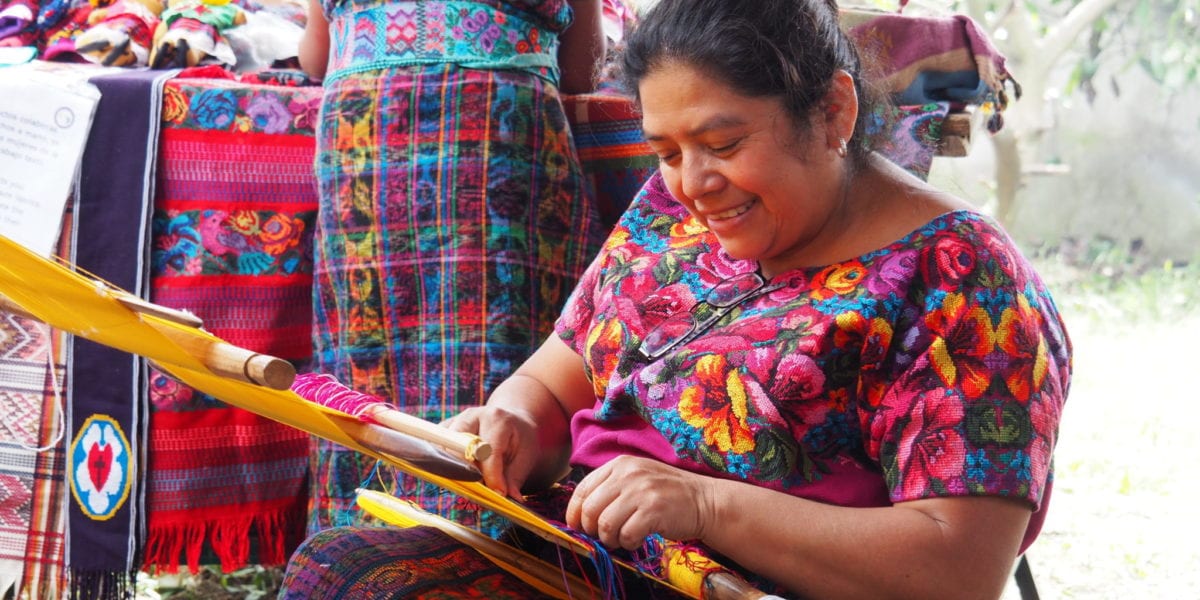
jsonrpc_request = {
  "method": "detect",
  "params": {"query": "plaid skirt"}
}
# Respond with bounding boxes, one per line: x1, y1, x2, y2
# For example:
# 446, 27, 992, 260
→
308, 62, 605, 535
278, 524, 695, 599
278, 526, 553, 599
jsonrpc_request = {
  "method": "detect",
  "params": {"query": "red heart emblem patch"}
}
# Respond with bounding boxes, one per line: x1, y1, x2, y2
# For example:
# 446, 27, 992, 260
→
86, 442, 114, 490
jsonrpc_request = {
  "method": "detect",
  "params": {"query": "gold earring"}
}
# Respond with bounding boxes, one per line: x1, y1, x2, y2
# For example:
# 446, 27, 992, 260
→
836, 138, 848, 158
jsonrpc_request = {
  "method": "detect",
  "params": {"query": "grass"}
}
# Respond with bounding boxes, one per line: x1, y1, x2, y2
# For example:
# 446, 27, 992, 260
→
139, 566, 282, 600
1030, 237, 1200, 328
142, 238, 1200, 599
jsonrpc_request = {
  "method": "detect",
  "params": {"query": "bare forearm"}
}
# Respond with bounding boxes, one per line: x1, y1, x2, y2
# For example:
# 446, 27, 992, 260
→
485, 372, 574, 491
298, 0, 329, 80
558, 0, 606, 94
700, 479, 1029, 600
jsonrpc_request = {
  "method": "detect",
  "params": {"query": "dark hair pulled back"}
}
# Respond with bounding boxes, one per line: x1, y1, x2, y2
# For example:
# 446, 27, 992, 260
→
619, 0, 878, 160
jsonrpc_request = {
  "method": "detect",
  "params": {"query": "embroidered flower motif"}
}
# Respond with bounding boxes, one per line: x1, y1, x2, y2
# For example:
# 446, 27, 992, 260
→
812, 261, 866, 299
227, 210, 261, 235
233, 113, 252, 133
894, 389, 966, 498
866, 249, 917, 295
153, 212, 203, 275
922, 235, 977, 288
149, 370, 195, 411
925, 292, 996, 399
767, 352, 826, 402
189, 89, 237, 130
289, 96, 321, 132
259, 213, 305, 255
162, 85, 189, 123
584, 316, 624, 393
246, 92, 291, 134
669, 217, 708, 245
679, 354, 755, 454
995, 293, 1049, 402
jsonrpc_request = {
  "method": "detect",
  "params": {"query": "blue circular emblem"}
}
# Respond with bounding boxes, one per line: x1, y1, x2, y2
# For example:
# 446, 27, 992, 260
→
69, 415, 132, 521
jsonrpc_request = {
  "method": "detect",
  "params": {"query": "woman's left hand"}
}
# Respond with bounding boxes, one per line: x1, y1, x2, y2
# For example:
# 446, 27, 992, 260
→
565, 455, 719, 550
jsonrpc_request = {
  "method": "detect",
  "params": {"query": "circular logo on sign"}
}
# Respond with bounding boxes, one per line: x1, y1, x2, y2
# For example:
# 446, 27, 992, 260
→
54, 107, 76, 129
69, 415, 132, 521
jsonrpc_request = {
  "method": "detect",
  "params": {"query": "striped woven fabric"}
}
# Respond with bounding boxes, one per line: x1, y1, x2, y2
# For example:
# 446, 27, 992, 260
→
562, 92, 658, 231
142, 72, 318, 573
0, 312, 67, 599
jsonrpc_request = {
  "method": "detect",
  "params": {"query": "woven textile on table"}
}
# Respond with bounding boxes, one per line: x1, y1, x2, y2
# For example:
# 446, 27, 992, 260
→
872, 102, 951, 182
0, 307, 68, 598
142, 68, 317, 573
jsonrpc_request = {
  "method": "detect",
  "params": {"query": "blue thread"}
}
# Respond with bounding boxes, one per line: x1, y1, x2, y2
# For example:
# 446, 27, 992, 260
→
359, 460, 382, 490
549, 522, 625, 600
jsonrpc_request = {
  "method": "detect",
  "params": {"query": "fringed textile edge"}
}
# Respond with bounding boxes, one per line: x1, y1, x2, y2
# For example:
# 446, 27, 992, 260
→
143, 507, 303, 574
68, 568, 135, 600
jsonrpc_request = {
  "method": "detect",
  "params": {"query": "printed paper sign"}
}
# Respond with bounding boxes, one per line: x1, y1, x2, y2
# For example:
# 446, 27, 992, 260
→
0, 62, 107, 257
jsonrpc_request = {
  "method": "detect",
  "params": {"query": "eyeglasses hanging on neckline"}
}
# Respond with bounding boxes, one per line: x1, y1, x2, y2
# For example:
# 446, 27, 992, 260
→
637, 270, 786, 361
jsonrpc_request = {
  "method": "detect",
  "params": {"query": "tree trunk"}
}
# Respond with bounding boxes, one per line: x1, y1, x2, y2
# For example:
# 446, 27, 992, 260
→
991, 128, 1022, 228
962, 0, 1123, 229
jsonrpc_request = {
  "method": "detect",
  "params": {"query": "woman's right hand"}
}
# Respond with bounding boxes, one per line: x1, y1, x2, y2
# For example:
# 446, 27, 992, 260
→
444, 403, 545, 498
443, 335, 597, 498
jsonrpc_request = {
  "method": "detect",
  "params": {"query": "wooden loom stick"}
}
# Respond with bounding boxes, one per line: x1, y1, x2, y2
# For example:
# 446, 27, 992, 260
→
0, 291, 295, 390
111, 290, 204, 328
356, 489, 599, 600
291, 373, 492, 463
140, 318, 296, 390
328, 415, 482, 481
703, 570, 785, 600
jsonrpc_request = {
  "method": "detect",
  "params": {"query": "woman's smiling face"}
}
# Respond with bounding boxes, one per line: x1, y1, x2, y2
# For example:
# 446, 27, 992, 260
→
639, 60, 851, 275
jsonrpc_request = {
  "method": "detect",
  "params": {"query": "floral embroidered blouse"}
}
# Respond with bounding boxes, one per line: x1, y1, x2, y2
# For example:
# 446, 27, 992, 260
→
556, 173, 1072, 551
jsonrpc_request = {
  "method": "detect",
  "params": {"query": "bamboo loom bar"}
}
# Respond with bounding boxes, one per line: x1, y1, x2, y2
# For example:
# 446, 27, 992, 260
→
0, 291, 296, 390
144, 320, 296, 390
359, 403, 492, 462
290, 373, 493, 464
338, 420, 482, 482
705, 574, 787, 600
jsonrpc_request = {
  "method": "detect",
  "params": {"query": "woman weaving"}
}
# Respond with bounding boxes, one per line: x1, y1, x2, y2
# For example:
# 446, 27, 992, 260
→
281, 0, 1072, 597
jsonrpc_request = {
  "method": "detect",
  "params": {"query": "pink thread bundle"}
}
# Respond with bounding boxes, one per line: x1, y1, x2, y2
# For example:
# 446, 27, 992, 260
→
290, 372, 387, 422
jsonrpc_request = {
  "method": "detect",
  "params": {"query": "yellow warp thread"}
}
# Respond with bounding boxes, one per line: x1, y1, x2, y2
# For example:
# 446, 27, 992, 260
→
660, 542, 724, 598
0, 235, 203, 371
356, 490, 585, 600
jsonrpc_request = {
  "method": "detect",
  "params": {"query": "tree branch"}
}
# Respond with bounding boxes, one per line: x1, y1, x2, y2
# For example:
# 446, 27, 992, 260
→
1040, 0, 1123, 67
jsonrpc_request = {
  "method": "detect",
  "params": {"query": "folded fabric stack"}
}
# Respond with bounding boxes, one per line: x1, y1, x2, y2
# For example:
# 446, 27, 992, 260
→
0, 0, 306, 70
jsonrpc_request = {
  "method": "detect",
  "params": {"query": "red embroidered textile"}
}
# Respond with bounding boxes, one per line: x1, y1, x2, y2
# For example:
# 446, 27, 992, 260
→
142, 73, 319, 572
